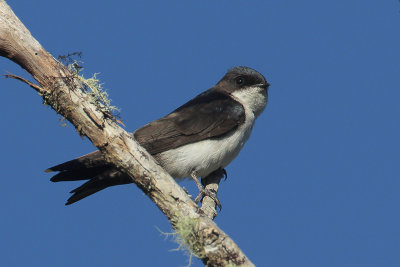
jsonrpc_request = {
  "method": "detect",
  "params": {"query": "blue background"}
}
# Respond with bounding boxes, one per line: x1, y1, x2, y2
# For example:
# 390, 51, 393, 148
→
1, 1, 399, 266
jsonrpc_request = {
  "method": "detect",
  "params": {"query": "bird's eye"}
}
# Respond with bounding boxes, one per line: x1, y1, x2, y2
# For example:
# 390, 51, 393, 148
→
236, 77, 245, 86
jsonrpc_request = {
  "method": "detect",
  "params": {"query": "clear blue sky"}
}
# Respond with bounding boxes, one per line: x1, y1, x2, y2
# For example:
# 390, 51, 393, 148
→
1, 1, 399, 266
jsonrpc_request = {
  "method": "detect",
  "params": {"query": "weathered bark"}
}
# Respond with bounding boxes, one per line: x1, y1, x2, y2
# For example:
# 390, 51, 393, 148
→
0, 1, 254, 266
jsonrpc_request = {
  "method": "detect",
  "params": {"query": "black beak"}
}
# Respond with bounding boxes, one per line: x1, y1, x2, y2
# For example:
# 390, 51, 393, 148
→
257, 82, 270, 89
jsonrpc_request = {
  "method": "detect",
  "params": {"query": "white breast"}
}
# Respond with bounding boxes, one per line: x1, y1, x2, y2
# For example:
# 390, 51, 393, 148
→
158, 86, 267, 179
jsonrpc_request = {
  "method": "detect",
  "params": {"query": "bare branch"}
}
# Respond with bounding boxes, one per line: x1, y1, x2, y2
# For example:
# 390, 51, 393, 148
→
0, 1, 254, 265
4, 73, 45, 93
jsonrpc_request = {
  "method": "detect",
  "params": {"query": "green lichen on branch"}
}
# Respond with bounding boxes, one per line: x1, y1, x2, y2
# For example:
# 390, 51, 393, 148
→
57, 52, 121, 120
174, 217, 205, 259
79, 72, 120, 115
157, 218, 201, 267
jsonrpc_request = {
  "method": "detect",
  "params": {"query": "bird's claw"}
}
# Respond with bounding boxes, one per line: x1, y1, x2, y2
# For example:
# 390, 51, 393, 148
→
194, 188, 222, 211
222, 169, 228, 180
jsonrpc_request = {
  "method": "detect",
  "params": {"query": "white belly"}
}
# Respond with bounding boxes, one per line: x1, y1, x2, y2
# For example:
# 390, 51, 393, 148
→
157, 113, 255, 179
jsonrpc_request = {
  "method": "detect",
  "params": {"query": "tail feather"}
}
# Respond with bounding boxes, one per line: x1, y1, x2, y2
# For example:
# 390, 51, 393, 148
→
45, 151, 106, 173
50, 166, 110, 182
46, 150, 133, 205
66, 169, 132, 205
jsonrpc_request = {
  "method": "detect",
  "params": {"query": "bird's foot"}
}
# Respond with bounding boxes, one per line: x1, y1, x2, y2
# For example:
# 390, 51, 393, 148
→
194, 188, 222, 210
190, 171, 222, 210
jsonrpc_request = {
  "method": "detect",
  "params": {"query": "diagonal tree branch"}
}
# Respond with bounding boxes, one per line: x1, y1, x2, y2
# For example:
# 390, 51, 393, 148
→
0, 1, 254, 266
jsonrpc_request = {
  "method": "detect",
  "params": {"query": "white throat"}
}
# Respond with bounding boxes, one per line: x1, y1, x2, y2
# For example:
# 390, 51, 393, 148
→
231, 86, 268, 118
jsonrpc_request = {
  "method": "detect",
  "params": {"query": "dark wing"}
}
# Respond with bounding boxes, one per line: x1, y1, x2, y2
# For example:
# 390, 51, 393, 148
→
134, 89, 245, 155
